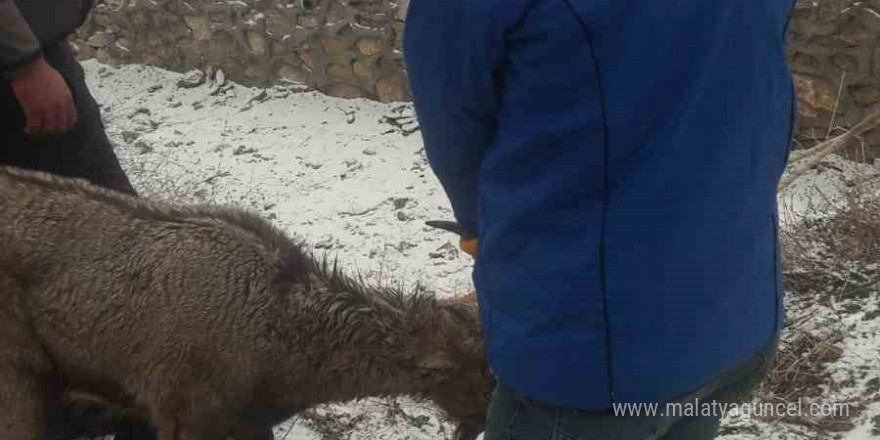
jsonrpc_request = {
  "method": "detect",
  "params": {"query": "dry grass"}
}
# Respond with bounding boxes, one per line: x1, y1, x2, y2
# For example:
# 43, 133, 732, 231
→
747, 173, 880, 434
759, 329, 845, 402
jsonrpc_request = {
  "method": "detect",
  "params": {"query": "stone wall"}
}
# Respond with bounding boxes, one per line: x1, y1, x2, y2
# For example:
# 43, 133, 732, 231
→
71, 0, 880, 155
788, 0, 880, 155
71, 0, 410, 102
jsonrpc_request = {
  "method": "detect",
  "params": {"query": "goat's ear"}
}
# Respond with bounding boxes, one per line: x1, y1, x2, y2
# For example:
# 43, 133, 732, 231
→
464, 290, 478, 303
419, 351, 455, 372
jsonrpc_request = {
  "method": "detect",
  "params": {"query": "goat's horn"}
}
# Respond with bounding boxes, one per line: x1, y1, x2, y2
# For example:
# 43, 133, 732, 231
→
425, 220, 476, 240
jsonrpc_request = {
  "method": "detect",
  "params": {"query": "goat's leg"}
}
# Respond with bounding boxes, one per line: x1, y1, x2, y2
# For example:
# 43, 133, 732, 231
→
155, 417, 233, 440
0, 367, 48, 440
155, 423, 179, 440
231, 423, 275, 440
152, 392, 236, 440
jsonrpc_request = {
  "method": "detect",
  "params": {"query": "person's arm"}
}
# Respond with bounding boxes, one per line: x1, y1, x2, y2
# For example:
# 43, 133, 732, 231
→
0, 0, 77, 136
0, 0, 42, 78
403, 0, 504, 237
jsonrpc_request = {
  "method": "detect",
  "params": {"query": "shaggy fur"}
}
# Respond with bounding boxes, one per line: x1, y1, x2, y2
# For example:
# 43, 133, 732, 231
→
0, 165, 493, 440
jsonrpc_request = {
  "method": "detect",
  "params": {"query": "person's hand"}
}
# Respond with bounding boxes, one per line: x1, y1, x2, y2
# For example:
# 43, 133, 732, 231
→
460, 238, 478, 258
10, 56, 78, 137
425, 220, 479, 257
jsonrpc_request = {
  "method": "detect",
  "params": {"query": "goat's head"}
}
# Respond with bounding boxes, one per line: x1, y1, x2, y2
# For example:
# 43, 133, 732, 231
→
417, 291, 494, 440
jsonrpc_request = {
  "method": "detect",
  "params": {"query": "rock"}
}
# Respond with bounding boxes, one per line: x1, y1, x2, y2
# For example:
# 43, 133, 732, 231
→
247, 89, 270, 104
122, 131, 140, 143
357, 38, 380, 56
396, 211, 410, 221
429, 242, 458, 259
853, 86, 880, 106
248, 31, 267, 56
244, 65, 266, 82
134, 141, 153, 155
315, 235, 335, 249
353, 60, 372, 80
396, 0, 410, 21
344, 159, 360, 168
381, 106, 421, 135
298, 49, 315, 70
208, 69, 227, 95
214, 69, 227, 87
74, 44, 96, 60
96, 66, 113, 78
397, 241, 417, 252
326, 84, 363, 99
394, 198, 413, 210
93, 10, 116, 27
148, 84, 163, 93
130, 11, 151, 27
184, 15, 211, 40
269, 87, 290, 99
863, 127, 880, 147
128, 107, 150, 118
129, 113, 160, 133
94, 48, 115, 65
233, 145, 257, 156
177, 69, 206, 88
277, 64, 309, 83
86, 32, 113, 48
400, 121, 420, 136
266, 14, 295, 37
362, 147, 377, 156
857, 5, 880, 32
322, 36, 348, 56
376, 78, 407, 103
327, 63, 356, 82
793, 74, 837, 114
393, 21, 405, 46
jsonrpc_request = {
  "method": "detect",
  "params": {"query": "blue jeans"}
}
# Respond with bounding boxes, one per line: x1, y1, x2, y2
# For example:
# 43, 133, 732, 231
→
484, 337, 778, 440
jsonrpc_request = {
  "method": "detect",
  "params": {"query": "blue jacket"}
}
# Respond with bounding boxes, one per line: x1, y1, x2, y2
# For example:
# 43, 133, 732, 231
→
404, 0, 796, 409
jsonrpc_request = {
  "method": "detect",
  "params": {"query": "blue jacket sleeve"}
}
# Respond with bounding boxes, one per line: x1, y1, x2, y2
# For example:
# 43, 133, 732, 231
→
403, 0, 504, 236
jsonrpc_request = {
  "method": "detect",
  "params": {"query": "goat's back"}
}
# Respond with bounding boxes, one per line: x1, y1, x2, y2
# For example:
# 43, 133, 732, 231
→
0, 166, 307, 409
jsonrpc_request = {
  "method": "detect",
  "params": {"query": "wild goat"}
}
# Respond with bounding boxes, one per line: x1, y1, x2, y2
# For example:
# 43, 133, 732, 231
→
0, 165, 492, 440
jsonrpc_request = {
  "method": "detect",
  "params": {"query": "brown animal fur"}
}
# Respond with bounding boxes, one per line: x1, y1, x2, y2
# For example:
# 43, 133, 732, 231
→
0, 166, 493, 440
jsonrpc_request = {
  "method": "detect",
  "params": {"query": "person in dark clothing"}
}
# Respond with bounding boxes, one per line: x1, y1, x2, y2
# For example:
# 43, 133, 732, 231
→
2, 1, 149, 439
0, 0, 136, 195
404, 0, 798, 438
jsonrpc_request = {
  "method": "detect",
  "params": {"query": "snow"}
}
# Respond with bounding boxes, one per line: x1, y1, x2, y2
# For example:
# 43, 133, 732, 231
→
778, 155, 880, 229
86, 61, 475, 301
80, 59, 880, 440
82, 59, 474, 440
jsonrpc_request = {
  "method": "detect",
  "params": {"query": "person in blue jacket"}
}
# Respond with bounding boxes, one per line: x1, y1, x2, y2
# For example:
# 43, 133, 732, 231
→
404, 0, 797, 438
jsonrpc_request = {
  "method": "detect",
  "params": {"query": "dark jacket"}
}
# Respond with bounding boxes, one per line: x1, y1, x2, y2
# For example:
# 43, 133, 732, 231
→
0, 0, 93, 72
404, 0, 796, 410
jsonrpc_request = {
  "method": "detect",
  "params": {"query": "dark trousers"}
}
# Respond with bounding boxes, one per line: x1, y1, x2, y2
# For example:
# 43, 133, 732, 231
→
2, 43, 151, 440
485, 336, 779, 440
0, 41, 136, 196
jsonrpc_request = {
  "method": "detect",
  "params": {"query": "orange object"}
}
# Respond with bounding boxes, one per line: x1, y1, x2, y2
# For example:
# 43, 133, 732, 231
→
460, 238, 478, 257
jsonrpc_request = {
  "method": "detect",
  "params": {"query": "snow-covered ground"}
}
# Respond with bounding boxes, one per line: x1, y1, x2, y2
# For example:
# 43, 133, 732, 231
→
81, 60, 880, 440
